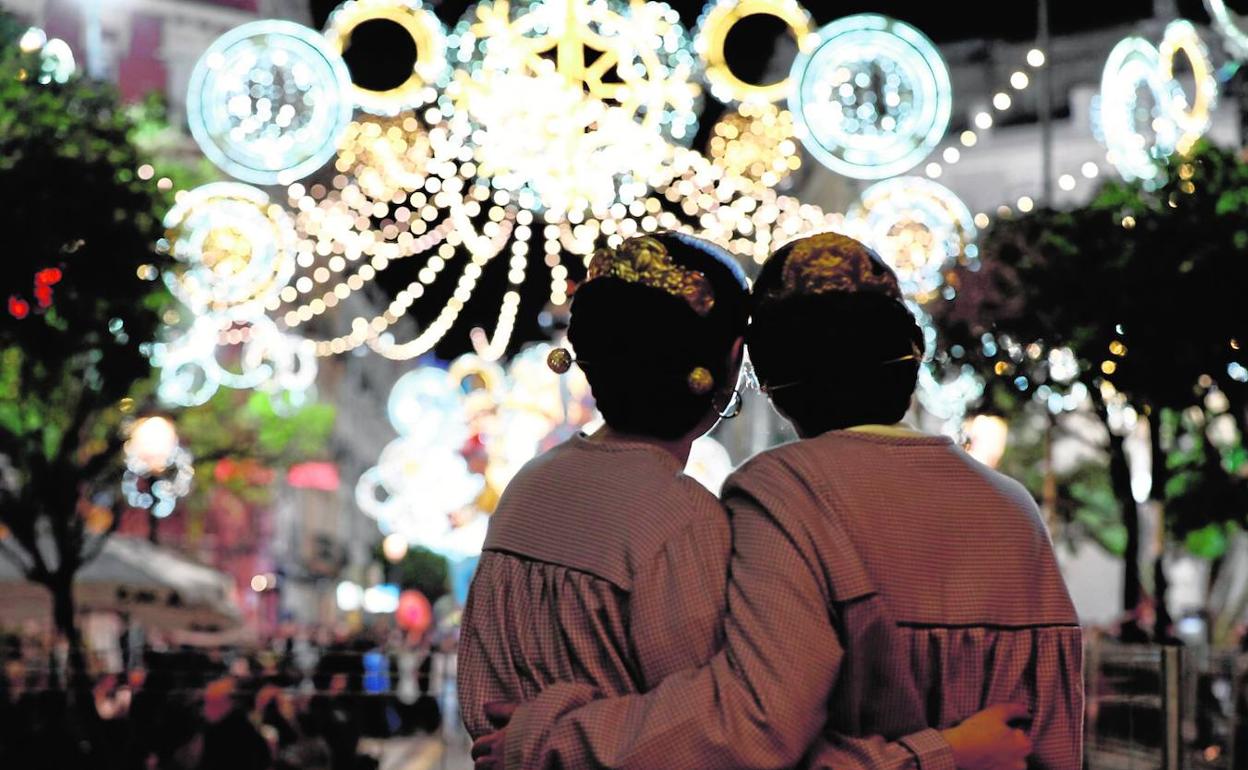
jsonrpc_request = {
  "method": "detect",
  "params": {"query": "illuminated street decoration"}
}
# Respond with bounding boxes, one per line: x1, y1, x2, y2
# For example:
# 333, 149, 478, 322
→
153, 313, 318, 409
181, 4, 849, 363
122, 418, 195, 520
19, 28, 76, 84
1158, 20, 1218, 154
788, 14, 952, 180
1094, 35, 1183, 182
846, 177, 976, 300
694, 0, 813, 105
324, 0, 448, 115
187, 20, 354, 185
387, 366, 469, 445
1205, 0, 1248, 60
707, 102, 802, 186
358, 343, 596, 558
162, 183, 297, 319
446, 0, 701, 216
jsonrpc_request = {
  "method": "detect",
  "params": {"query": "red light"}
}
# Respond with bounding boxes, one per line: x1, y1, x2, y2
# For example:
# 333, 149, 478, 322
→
287, 461, 340, 491
34, 285, 52, 308
35, 268, 63, 286
8, 296, 29, 319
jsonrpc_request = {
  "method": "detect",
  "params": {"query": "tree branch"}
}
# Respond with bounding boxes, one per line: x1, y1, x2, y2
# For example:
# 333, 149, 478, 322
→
0, 535, 33, 575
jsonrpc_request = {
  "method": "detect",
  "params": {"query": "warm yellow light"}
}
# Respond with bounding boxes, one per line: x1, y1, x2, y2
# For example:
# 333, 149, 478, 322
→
127, 416, 179, 472
964, 414, 1009, 468
696, 0, 814, 105
382, 533, 409, 563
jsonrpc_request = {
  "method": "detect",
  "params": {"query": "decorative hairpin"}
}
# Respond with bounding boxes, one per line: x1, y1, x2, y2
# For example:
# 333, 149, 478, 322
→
546, 347, 716, 397
585, 236, 716, 316
764, 232, 903, 303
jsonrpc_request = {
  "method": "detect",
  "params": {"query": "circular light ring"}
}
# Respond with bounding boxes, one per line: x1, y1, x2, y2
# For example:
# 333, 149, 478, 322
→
788, 14, 952, 180
187, 20, 353, 185
694, 0, 814, 105
1205, 0, 1248, 60
846, 176, 976, 299
324, 0, 448, 115
163, 182, 297, 317
153, 313, 316, 407
1096, 36, 1180, 182
1159, 20, 1218, 151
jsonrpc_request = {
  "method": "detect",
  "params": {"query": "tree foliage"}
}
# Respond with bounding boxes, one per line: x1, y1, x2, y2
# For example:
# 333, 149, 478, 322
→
0, 20, 175, 585
932, 142, 1248, 635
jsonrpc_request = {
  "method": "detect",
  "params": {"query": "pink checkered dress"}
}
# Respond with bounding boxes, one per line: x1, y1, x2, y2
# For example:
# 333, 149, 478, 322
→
497, 428, 1084, 770
458, 433, 732, 739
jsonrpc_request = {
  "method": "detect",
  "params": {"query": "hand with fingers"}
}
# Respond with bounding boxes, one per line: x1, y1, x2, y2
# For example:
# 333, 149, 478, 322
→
472, 701, 518, 770
940, 702, 1034, 770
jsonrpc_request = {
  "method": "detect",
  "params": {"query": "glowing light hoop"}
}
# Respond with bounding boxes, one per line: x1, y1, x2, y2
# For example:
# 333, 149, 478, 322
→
1158, 20, 1218, 153
162, 182, 297, 318
324, 0, 448, 115
846, 176, 976, 299
1095, 36, 1181, 182
788, 14, 951, 180
694, 0, 814, 105
1204, 0, 1248, 60
187, 20, 354, 185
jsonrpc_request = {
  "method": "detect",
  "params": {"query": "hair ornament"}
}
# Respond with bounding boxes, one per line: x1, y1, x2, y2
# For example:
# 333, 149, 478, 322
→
586, 236, 716, 316
546, 347, 574, 374
687, 366, 715, 395
766, 232, 904, 303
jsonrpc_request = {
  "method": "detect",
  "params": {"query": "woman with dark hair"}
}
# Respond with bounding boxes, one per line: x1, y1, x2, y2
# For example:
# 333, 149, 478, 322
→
474, 233, 1082, 770
457, 232, 751, 742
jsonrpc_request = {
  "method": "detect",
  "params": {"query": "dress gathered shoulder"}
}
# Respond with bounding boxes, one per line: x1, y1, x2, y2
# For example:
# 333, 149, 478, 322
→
457, 433, 731, 739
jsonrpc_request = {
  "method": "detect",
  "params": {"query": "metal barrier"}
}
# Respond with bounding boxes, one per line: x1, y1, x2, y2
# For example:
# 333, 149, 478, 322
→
1085, 641, 1248, 770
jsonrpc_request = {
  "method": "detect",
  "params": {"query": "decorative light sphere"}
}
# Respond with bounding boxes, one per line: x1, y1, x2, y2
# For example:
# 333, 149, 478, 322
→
846, 176, 976, 300
162, 183, 297, 318
324, 0, 448, 115
187, 20, 354, 185
788, 14, 952, 180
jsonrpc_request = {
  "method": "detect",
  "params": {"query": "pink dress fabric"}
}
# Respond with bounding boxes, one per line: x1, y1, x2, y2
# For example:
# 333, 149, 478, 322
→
458, 433, 731, 738
496, 429, 1084, 770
